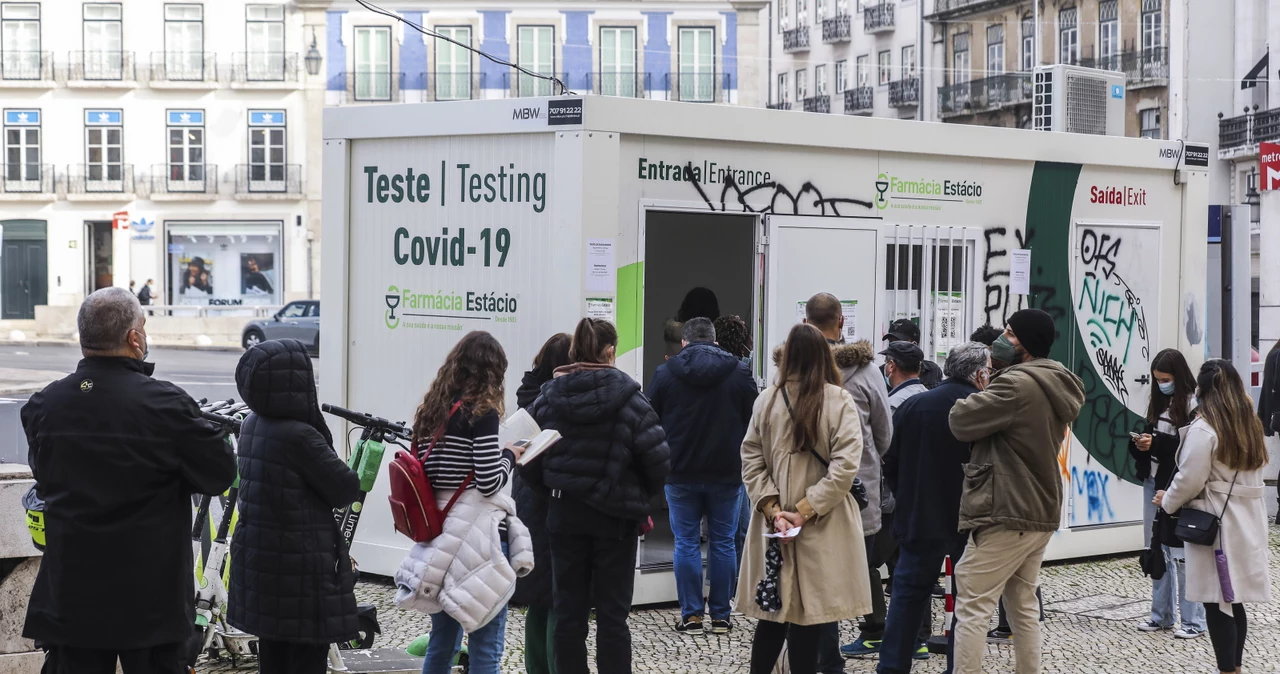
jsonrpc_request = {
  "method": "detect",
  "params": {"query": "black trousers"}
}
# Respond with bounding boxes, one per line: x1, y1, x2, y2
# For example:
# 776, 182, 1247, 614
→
863, 512, 900, 636
548, 496, 639, 674
41, 643, 183, 674
751, 620, 822, 674
1204, 603, 1248, 673
256, 640, 330, 674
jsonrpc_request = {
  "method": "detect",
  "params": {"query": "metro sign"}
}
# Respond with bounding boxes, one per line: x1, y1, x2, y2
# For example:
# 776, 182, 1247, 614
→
1262, 142, 1280, 191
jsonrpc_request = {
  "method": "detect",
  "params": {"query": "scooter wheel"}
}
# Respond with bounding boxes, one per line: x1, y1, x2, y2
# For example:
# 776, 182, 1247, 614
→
249, 641, 259, 656
338, 614, 378, 650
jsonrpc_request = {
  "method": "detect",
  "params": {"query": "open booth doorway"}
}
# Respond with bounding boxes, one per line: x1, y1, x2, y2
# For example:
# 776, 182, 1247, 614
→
638, 210, 757, 573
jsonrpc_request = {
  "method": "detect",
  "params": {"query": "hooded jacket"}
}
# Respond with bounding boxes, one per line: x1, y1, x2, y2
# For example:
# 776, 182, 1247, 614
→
524, 364, 671, 521
832, 341, 893, 536
646, 342, 758, 485
229, 339, 363, 644
511, 369, 554, 609
516, 369, 549, 411
949, 358, 1085, 533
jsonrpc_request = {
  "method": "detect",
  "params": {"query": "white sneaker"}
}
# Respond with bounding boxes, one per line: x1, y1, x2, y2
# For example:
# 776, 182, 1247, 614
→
1173, 628, 1204, 640
1137, 620, 1172, 632
730, 599, 743, 617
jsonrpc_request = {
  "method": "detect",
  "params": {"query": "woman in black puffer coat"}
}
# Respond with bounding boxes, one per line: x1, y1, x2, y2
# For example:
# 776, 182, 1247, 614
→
512, 333, 571, 674
229, 339, 361, 674
524, 318, 670, 674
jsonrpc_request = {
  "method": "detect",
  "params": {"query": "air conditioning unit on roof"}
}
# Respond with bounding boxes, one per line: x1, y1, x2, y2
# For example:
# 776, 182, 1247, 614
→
1032, 64, 1126, 136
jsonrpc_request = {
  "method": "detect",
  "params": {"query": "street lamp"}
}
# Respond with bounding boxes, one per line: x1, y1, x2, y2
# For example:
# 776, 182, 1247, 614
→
1246, 168, 1260, 226
304, 28, 322, 77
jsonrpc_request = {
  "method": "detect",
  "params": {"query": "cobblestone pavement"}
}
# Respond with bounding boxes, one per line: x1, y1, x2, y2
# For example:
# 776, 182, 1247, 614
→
202, 523, 1280, 673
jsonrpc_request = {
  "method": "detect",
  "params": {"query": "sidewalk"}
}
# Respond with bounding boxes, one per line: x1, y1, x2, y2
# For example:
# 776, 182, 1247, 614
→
0, 368, 72, 396
0, 338, 241, 352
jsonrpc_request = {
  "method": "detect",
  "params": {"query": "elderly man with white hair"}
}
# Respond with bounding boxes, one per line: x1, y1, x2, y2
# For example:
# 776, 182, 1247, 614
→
876, 341, 992, 674
21, 287, 236, 674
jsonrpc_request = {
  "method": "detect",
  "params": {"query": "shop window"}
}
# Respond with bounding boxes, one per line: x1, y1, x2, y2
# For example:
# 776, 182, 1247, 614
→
167, 222, 283, 306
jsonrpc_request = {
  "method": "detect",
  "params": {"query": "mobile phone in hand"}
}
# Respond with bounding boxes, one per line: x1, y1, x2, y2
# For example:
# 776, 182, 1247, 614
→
1129, 432, 1142, 440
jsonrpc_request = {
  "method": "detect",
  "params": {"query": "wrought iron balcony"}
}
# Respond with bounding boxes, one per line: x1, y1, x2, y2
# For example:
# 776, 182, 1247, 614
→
1218, 108, 1280, 153
589, 71, 651, 98
2, 163, 53, 195
235, 164, 302, 196
231, 52, 299, 84
150, 163, 218, 196
822, 15, 852, 42
1081, 47, 1168, 88
69, 51, 135, 82
767, 101, 793, 110
0, 51, 53, 81
428, 71, 487, 100
889, 77, 920, 107
929, 0, 1021, 21
666, 72, 732, 103
783, 27, 810, 52
844, 87, 874, 115
148, 52, 217, 84
938, 72, 1031, 117
803, 96, 831, 113
504, 71, 562, 98
339, 70, 406, 103
67, 164, 134, 194
864, 3, 895, 33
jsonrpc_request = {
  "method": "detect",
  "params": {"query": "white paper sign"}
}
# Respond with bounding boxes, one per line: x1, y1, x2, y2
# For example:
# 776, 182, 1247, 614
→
932, 292, 964, 358
585, 297, 615, 323
1010, 249, 1032, 296
763, 526, 802, 539
796, 300, 858, 342
586, 239, 615, 293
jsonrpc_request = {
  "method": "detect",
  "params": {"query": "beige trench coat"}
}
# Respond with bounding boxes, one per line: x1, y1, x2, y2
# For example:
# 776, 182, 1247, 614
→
734, 383, 872, 626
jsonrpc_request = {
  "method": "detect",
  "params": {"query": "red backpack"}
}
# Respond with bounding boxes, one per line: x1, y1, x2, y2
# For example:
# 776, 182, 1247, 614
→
388, 401, 474, 543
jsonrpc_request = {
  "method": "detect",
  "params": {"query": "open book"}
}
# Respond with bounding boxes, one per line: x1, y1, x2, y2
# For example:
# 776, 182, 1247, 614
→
514, 429, 562, 466
499, 408, 561, 465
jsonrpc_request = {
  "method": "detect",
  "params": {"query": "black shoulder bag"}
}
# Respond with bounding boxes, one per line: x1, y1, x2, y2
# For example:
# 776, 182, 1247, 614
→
780, 388, 870, 510
1175, 471, 1238, 547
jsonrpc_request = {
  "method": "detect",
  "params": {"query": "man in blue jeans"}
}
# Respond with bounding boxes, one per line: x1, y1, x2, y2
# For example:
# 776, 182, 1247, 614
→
647, 317, 758, 635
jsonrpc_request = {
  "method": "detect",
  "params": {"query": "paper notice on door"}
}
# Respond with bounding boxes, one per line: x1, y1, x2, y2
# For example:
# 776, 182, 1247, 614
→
585, 297, 615, 323
1010, 249, 1031, 296
586, 239, 615, 293
796, 300, 858, 342
932, 292, 964, 358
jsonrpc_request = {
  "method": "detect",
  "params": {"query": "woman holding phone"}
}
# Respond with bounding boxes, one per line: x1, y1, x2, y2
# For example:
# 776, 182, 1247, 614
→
1128, 348, 1205, 638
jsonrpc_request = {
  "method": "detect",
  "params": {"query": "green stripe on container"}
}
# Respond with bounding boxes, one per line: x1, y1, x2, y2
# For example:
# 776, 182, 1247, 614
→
616, 262, 643, 356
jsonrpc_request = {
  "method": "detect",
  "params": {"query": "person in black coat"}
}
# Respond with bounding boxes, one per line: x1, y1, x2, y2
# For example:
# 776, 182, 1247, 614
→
228, 339, 362, 674
524, 318, 671, 674
512, 333, 572, 674
21, 288, 236, 674
1259, 342, 1280, 522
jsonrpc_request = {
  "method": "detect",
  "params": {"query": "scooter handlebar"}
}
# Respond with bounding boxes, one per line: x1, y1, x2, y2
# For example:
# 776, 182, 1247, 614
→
321, 404, 411, 440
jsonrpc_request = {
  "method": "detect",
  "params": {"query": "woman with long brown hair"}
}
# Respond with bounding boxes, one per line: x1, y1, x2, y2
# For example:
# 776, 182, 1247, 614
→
1157, 359, 1271, 674
736, 323, 870, 674
1129, 348, 1205, 638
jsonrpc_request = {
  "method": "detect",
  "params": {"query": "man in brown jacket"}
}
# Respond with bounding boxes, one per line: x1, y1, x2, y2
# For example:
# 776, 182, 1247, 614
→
947, 309, 1084, 674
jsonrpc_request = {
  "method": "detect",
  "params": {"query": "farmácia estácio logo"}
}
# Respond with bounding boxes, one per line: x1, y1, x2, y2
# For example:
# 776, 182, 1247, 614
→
384, 284, 518, 330
875, 172, 983, 210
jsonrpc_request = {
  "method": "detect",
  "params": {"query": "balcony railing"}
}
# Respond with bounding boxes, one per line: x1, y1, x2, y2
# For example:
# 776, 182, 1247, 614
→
149, 52, 216, 83
235, 164, 302, 195
844, 87, 874, 114
428, 71, 486, 100
589, 71, 651, 98
803, 95, 831, 113
504, 71, 562, 98
67, 164, 134, 194
1219, 108, 1280, 151
889, 77, 920, 106
822, 15, 852, 42
150, 163, 217, 195
1081, 47, 1169, 87
930, 0, 1019, 20
340, 71, 405, 103
2, 164, 53, 194
69, 51, 135, 81
1, 51, 53, 81
938, 72, 1031, 117
231, 52, 299, 83
783, 27, 810, 52
666, 72, 732, 103
864, 3, 896, 33
767, 101, 793, 110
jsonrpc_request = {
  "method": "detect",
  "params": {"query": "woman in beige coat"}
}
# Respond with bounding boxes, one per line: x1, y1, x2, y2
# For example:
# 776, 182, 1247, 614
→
736, 323, 871, 674
1157, 359, 1271, 674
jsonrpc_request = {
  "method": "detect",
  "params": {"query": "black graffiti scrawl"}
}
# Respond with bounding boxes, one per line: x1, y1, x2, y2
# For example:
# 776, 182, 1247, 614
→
684, 162, 875, 216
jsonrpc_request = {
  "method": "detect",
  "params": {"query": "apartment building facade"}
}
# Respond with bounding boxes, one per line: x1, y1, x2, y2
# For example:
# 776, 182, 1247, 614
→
927, 0, 1169, 137
768, 0, 926, 119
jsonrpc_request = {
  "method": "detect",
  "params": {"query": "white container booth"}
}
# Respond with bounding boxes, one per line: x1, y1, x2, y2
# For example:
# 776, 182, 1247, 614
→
321, 97, 1211, 605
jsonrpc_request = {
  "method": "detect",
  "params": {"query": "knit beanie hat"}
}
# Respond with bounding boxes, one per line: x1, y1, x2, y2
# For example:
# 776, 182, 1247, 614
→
1007, 309, 1056, 359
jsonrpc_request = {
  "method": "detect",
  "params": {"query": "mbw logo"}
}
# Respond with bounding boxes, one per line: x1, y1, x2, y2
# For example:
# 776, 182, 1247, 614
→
513, 107, 542, 120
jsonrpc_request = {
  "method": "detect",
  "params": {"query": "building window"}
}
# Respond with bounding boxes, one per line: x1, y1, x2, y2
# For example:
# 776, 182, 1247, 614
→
1058, 8, 1078, 65
517, 25, 554, 97
986, 24, 1004, 75
952, 32, 970, 84
435, 26, 472, 100
1140, 108, 1160, 139
1099, 0, 1118, 65
901, 45, 916, 79
1141, 0, 1162, 51
1021, 15, 1034, 71
353, 26, 391, 101
778, 71, 788, 103
816, 0, 826, 21
167, 222, 283, 307
82, 3, 122, 80
796, 68, 808, 100
84, 109, 123, 184
779, 0, 789, 31
856, 54, 869, 87
166, 109, 204, 186
815, 63, 827, 96
677, 27, 715, 102
599, 27, 637, 97
835, 59, 847, 92
1, 3, 41, 80
247, 110, 286, 189
797, 0, 808, 26
245, 4, 284, 81
163, 4, 204, 80
3, 109, 40, 186
877, 50, 891, 85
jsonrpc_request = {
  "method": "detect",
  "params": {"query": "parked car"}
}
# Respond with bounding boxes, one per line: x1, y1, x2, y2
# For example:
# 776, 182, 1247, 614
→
242, 301, 320, 355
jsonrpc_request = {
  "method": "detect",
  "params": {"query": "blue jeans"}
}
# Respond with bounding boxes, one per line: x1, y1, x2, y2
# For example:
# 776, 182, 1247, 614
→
423, 543, 510, 674
665, 483, 740, 621
1143, 477, 1206, 631
735, 486, 751, 586
877, 537, 968, 674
